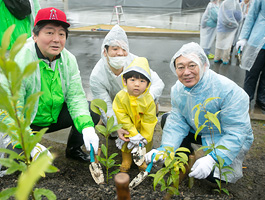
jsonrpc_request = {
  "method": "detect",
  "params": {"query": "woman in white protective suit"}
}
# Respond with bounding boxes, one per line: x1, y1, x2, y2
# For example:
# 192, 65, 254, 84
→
200, 0, 220, 59
214, 0, 242, 64
89, 25, 165, 140
236, 0, 265, 111
145, 42, 253, 183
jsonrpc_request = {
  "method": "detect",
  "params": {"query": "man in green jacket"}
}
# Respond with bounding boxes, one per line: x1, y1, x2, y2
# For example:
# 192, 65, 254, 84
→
0, 0, 40, 49
11, 7, 99, 162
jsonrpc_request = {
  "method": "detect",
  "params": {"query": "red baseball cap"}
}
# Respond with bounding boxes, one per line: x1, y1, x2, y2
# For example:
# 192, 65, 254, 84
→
34, 7, 70, 27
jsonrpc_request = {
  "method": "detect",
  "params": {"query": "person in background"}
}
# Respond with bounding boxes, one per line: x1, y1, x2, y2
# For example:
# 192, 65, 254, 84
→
236, 0, 265, 111
90, 25, 164, 140
232, 0, 252, 52
113, 57, 158, 173
214, 0, 242, 65
145, 42, 253, 184
200, 0, 221, 59
0, 0, 40, 49
2, 7, 100, 163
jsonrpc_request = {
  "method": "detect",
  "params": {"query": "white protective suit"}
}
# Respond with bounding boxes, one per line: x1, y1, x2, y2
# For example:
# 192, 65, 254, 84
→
89, 25, 165, 125
216, 0, 242, 50
200, 0, 220, 54
163, 42, 253, 183
239, 0, 265, 70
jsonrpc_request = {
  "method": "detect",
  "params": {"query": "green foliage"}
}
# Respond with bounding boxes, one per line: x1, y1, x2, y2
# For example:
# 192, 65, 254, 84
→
0, 25, 57, 200
192, 97, 234, 195
149, 146, 190, 197
91, 99, 122, 184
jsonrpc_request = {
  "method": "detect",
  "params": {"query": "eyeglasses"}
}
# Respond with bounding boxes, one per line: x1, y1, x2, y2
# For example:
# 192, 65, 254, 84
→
176, 63, 197, 72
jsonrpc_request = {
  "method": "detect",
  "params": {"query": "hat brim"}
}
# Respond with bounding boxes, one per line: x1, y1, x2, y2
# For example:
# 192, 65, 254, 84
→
36, 20, 70, 28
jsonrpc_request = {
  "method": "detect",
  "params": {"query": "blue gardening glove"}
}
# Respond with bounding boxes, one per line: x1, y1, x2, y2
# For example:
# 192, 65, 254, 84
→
82, 127, 99, 154
188, 154, 216, 179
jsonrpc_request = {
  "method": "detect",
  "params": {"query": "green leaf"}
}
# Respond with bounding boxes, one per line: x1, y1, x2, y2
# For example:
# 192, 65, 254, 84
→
216, 155, 224, 168
0, 187, 17, 200
194, 125, 206, 140
222, 188, 229, 195
6, 162, 27, 175
203, 97, 220, 107
176, 152, 188, 161
193, 105, 201, 129
215, 179, 221, 189
206, 111, 221, 133
33, 188, 56, 200
22, 61, 40, 78
16, 154, 54, 200
1, 24, 15, 51
0, 148, 20, 159
109, 124, 123, 133
215, 145, 230, 151
44, 164, 59, 173
95, 125, 107, 136
106, 116, 114, 132
222, 166, 235, 172
90, 99, 107, 115
109, 169, 120, 176
101, 144, 107, 158
108, 153, 118, 160
175, 147, 190, 153
9, 34, 28, 60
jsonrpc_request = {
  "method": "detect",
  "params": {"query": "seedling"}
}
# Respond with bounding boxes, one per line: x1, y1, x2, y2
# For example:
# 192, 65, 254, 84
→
149, 146, 190, 198
0, 25, 58, 200
90, 99, 122, 184
192, 97, 234, 195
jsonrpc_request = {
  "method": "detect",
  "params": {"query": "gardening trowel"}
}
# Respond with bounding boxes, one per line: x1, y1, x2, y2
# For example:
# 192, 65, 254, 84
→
132, 143, 146, 166
237, 47, 242, 67
129, 153, 156, 189
89, 144, 104, 185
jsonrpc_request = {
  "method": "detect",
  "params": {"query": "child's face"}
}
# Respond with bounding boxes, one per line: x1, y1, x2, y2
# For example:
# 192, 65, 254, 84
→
124, 77, 148, 97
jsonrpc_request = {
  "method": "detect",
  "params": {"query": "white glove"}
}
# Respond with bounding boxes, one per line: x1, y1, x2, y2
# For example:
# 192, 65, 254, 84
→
188, 154, 216, 179
144, 149, 164, 164
82, 127, 99, 154
30, 143, 53, 161
115, 138, 125, 150
236, 39, 247, 51
127, 133, 147, 150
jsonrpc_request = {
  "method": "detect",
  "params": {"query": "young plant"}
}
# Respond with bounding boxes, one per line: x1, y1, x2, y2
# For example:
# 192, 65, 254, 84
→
0, 25, 58, 200
90, 99, 122, 184
192, 97, 235, 195
149, 146, 190, 198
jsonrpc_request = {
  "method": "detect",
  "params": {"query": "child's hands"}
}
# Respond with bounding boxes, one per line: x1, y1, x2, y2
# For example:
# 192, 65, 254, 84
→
127, 134, 147, 152
115, 138, 125, 149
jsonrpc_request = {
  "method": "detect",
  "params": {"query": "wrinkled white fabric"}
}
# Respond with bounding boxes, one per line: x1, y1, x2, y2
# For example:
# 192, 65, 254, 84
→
239, 0, 265, 70
30, 143, 53, 160
200, 1, 220, 51
82, 127, 99, 154
236, 39, 247, 51
189, 155, 216, 179
144, 149, 164, 164
169, 42, 210, 80
127, 133, 147, 150
115, 138, 125, 150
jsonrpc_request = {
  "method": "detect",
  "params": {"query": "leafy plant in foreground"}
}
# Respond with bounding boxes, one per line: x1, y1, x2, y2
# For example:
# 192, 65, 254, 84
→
149, 146, 190, 198
90, 99, 122, 184
192, 97, 234, 195
0, 25, 58, 200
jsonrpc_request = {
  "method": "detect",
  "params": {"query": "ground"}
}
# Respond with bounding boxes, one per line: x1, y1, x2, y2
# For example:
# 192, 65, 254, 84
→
0, 119, 264, 200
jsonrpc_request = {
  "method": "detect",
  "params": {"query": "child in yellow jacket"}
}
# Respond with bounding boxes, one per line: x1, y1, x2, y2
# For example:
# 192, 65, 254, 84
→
113, 57, 158, 172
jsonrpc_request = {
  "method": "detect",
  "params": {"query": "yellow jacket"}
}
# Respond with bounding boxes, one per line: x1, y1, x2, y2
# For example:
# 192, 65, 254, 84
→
113, 57, 158, 151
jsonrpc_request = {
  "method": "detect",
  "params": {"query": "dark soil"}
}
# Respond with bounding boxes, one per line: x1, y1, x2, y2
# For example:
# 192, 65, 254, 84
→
1, 120, 264, 200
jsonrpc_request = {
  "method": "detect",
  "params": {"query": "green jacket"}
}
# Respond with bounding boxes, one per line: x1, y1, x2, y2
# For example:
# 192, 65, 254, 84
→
14, 38, 94, 132
0, 0, 40, 49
